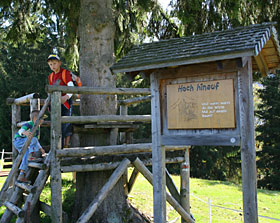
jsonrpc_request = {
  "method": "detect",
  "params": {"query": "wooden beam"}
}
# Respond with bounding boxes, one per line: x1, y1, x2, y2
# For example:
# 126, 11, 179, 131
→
254, 52, 268, 76
119, 96, 151, 106
61, 115, 151, 124
46, 85, 150, 95
6, 93, 39, 105
56, 143, 186, 158
4, 201, 24, 218
133, 158, 194, 223
14, 182, 37, 194
76, 158, 131, 223
162, 134, 240, 146
237, 57, 258, 223
60, 157, 185, 173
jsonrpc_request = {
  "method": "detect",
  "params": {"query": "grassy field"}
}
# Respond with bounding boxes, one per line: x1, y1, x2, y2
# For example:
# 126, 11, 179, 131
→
0, 169, 279, 223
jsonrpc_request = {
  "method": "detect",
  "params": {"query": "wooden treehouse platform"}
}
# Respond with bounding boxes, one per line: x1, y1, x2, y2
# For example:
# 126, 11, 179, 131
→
0, 88, 193, 223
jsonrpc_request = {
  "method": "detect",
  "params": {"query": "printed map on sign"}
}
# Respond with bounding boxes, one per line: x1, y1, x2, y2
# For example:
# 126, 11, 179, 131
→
167, 79, 235, 129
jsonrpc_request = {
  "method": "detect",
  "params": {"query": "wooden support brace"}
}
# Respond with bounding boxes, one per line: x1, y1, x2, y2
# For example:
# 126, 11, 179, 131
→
132, 158, 195, 223
254, 52, 268, 76
128, 168, 139, 194
77, 158, 131, 223
4, 201, 25, 218
166, 168, 180, 204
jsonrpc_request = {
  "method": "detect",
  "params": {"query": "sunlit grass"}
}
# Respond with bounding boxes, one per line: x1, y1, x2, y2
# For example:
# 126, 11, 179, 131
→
0, 169, 279, 222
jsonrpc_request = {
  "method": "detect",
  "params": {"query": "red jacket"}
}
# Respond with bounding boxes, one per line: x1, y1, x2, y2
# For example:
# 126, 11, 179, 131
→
48, 68, 72, 109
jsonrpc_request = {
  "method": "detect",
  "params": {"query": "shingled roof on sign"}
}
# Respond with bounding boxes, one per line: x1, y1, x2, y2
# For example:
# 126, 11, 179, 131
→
111, 23, 280, 76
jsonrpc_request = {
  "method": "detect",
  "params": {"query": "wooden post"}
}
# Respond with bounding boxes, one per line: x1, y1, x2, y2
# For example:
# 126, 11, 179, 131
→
119, 102, 129, 196
237, 57, 258, 223
30, 98, 40, 113
50, 91, 62, 223
11, 104, 21, 179
0, 149, 4, 171
150, 72, 166, 223
119, 105, 128, 143
77, 158, 131, 223
181, 147, 190, 223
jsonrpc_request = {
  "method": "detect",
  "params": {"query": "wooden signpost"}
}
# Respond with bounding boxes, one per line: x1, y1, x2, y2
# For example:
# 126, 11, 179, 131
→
111, 23, 280, 223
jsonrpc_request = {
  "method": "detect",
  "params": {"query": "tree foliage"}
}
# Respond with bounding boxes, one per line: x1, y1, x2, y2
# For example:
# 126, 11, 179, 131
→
255, 73, 280, 190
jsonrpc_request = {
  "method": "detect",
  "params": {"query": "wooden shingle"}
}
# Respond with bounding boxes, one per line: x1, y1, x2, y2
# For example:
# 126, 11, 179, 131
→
111, 23, 280, 76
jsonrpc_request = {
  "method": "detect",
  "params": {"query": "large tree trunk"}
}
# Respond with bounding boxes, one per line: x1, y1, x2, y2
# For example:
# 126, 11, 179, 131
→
74, 0, 147, 222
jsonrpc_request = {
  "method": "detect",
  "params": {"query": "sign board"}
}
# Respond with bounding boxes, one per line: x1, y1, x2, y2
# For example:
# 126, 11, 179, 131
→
167, 79, 235, 129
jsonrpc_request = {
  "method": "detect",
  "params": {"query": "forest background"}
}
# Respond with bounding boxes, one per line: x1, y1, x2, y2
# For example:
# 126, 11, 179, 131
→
0, 0, 279, 190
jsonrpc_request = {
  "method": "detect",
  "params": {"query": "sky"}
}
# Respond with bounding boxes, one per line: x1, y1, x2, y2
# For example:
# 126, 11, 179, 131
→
158, 0, 170, 10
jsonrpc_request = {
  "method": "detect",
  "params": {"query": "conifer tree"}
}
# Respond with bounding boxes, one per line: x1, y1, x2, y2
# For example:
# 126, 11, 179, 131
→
256, 73, 280, 190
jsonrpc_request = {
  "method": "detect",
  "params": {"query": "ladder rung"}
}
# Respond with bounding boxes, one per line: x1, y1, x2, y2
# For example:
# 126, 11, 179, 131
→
15, 182, 37, 194
4, 201, 25, 218
28, 162, 46, 169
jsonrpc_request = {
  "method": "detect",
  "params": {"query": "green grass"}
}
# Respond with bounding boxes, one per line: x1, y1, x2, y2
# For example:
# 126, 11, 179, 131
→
128, 170, 280, 223
0, 170, 279, 223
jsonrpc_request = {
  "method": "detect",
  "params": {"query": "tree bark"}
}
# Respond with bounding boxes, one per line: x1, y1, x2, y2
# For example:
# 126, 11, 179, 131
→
74, 0, 147, 222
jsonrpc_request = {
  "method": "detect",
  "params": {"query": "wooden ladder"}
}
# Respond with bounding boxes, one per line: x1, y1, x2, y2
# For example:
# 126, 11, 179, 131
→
0, 95, 51, 222
0, 156, 51, 223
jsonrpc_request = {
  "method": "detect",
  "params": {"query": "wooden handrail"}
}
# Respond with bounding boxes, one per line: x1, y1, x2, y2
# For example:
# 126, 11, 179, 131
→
6, 93, 39, 105
61, 115, 151, 124
46, 85, 150, 95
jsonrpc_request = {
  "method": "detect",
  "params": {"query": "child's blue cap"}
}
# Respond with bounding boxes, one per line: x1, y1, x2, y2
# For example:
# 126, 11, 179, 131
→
47, 54, 60, 61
